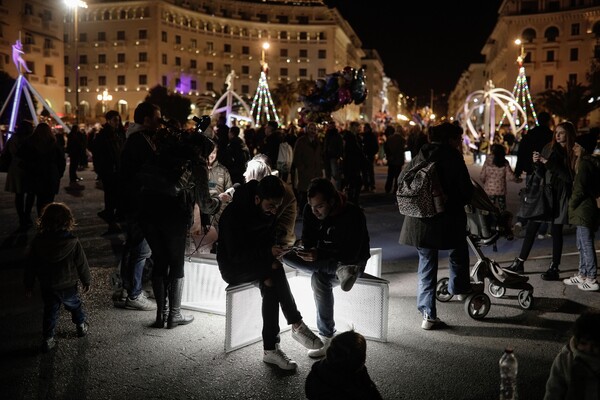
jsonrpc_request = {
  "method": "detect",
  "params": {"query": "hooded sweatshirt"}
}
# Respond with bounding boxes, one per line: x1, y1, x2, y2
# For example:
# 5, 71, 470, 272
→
24, 231, 90, 291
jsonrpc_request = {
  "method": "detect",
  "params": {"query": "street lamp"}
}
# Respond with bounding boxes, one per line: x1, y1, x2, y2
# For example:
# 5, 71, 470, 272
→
64, 0, 88, 126
260, 42, 270, 73
97, 89, 112, 115
515, 38, 525, 66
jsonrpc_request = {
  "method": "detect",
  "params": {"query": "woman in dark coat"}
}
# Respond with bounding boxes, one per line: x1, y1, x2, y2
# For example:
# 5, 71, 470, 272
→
398, 122, 474, 330
17, 123, 66, 216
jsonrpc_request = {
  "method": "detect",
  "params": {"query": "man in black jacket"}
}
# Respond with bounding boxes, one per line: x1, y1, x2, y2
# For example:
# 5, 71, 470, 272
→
283, 177, 371, 358
217, 175, 322, 371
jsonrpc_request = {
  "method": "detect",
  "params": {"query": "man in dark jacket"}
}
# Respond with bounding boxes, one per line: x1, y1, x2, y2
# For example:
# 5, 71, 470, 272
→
283, 177, 371, 358
217, 175, 322, 371
398, 122, 474, 330
514, 111, 553, 180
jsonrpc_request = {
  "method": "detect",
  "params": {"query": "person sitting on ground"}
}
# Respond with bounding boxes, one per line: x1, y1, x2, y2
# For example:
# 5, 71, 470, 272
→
305, 330, 383, 400
543, 310, 600, 400
282, 177, 370, 357
217, 175, 322, 371
24, 202, 91, 353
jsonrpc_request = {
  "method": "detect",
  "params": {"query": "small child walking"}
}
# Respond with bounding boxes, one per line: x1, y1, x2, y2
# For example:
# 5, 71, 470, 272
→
24, 202, 91, 352
563, 132, 599, 291
479, 143, 516, 212
305, 330, 383, 400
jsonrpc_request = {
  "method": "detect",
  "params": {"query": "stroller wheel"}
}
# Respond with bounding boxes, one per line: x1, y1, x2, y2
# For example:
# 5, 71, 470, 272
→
435, 278, 453, 302
488, 282, 506, 298
464, 293, 491, 320
517, 290, 534, 310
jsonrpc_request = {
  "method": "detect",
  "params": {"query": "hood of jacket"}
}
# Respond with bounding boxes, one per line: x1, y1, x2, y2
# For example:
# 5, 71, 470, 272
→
31, 232, 79, 263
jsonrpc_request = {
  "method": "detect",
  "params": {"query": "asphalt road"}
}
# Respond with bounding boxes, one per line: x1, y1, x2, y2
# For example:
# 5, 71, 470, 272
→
0, 161, 598, 400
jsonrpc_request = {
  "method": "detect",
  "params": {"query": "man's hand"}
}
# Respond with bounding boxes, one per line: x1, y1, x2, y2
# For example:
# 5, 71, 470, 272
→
272, 245, 292, 260
295, 248, 318, 262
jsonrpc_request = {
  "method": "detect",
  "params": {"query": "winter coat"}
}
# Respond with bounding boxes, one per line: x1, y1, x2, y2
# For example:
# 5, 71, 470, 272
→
225, 136, 250, 185
301, 191, 370, 268
207, 160, 233, 227
92, 123, 124, 179
480, 157, 514, 196
119, 128, 156, 217
540, 142, 574, 225
544, 337, 600, 400
292, 134, 324, 192
305, 360, 382, 400
324, 129, 343, 160
217, 180, 278, 284
568, 154, 600, 231
17, 136, 65, 196
383, 133, 406, 167
514, 124, 553, 177
24, 231, 90, 291
3, 133, 34, 193
275, 184, 297, 247
399, 143, 473, 250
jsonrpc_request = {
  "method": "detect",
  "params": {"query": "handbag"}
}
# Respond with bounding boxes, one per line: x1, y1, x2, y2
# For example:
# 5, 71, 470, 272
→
517, 170, 552, 220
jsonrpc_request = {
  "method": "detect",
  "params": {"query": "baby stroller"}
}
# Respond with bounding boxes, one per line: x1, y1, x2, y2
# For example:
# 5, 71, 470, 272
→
435, 180, 534, 320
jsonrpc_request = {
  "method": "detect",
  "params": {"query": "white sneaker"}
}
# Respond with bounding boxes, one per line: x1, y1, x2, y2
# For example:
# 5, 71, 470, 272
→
421, 314, 441, 330
307, 336, 332, 358
578, 278, 599, 292
125, 292, 157, 311
263, 344, 297, 370
336, 265, 359, 292
291, 322, 323, 350
563, 274, 585, 286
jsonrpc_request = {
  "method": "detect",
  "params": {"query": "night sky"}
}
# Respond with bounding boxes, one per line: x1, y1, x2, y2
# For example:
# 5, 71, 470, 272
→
323, 0, 504, 99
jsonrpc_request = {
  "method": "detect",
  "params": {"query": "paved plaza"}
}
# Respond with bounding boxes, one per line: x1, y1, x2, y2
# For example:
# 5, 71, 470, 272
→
0, 162, 598, 400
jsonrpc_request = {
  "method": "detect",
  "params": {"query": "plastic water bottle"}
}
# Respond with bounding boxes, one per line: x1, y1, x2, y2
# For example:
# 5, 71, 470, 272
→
499, 348, 518, 400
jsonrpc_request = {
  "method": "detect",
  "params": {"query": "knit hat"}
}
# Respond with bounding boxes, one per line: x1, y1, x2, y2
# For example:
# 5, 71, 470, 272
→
575, 132, 598, 155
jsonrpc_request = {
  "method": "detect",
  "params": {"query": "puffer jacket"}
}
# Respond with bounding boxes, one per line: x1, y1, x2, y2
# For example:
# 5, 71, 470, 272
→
24, 231, 90, 290
568, 154, 600, 231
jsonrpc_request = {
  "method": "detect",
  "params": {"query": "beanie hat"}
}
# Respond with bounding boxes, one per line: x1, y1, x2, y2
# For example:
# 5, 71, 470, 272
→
575, 132, 598, 155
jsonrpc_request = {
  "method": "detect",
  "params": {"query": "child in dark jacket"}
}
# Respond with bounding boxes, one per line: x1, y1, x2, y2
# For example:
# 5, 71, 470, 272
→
24, 202, 91, 352
305, 330, 382, 400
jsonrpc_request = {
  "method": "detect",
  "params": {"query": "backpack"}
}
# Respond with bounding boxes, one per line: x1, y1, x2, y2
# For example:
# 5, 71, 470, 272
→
276, 142, 293, 173
396, 156, 446, 218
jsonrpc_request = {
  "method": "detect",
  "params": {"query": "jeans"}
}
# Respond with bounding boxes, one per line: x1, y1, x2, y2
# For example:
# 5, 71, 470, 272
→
576, 226, 597, 279
416, 242, 470, 319
121, 219, 151, 299
283, 252, 341, 338
41, 285, 86, 339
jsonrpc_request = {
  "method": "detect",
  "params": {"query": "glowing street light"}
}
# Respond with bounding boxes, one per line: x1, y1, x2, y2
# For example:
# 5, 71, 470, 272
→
64, 0, 88, 125
97, 89, 112, 114
260, 42, 270, 72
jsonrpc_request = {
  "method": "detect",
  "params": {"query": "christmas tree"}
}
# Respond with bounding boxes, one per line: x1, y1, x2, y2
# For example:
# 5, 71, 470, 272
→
250, 56, 280, 127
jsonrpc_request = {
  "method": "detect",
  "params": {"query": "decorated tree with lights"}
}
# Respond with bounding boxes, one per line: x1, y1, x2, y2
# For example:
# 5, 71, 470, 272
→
250, 43, 280, 127
497, 39, 538, 132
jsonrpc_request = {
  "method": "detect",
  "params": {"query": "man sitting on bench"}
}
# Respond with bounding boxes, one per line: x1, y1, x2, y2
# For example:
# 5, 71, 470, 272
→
283, 178, 371, 358
217, 175, 322, 371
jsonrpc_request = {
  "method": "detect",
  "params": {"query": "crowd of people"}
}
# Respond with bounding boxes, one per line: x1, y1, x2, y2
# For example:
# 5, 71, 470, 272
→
2, 106, 599, 398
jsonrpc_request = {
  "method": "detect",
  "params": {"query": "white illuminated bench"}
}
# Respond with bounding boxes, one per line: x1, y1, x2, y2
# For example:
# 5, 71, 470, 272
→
182, 248, 388, 352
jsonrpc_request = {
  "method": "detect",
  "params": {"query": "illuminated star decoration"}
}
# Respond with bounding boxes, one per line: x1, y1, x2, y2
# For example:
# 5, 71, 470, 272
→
462, 80, 527, 145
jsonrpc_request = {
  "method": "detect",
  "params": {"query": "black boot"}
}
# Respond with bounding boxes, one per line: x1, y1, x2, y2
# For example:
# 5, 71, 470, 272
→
541, 263, 560, 281
167, 278, 194, 329
151, 277, 168, 328
506, 257, 524, 274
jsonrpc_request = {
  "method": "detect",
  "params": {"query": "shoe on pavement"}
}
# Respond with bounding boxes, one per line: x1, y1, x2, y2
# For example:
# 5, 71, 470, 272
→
125, 293, 157, 311
112, 288, 128, 308
308, 336, 332, 358
513, 222, 523, 237
505, 258, 524, 274
336, 265, 359, 292
42, 337, 56, 353
422, 314, 442, 330
263, 344, 297, 371
76, 321, 89, 337
563, 274, 585, 286
541, 266, 561, 281
577, 278, 599, 291
291, 321, 323, 350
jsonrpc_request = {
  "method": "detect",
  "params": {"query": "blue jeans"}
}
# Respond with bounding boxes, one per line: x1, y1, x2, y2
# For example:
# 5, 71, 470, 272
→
121, 219, 152, 299
283, 252, 342, 338
576, 226, 597, 280
416, 242, 470, 319
41, 285, 86, 339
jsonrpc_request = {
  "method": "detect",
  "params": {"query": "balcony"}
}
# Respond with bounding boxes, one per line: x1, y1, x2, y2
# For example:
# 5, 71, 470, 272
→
112, 40, 126, 48
43, 49, 60, 58
22, 14, 42, 28
23, 44, 42, 54
42, 21, 60, 35
134, 39, 148, 46
135, 62, 148, 69
29, 74, 40, 83
44, 76, 58, 85
541, 61, 559, 69
93, 41, 107, 48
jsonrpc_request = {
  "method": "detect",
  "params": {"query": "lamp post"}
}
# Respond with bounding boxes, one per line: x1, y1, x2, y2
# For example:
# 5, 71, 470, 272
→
515, 38, 525, 66
260, 42, 270, 73
97, 89, 112, 115
64, 0, 88, 126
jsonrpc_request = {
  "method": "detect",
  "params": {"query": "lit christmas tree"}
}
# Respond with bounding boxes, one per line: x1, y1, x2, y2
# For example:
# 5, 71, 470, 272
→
250, 42, 280, 126
498, 39, 538, 132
